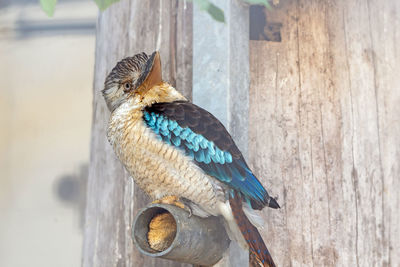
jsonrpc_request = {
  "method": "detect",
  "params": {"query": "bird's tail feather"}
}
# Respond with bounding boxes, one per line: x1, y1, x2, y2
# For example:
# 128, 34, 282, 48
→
229, 192, 276, 267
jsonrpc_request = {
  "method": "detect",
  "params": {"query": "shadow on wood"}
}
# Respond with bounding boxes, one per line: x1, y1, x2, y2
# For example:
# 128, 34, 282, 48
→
132, 203, 230, 266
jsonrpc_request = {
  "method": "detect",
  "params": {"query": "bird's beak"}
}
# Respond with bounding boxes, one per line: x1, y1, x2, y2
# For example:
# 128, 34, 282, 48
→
134, 51, 162, 93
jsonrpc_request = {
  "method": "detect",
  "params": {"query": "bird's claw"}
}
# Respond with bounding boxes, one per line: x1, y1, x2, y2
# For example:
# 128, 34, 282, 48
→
179, 197, 193, 218
152, 196, 192, 217
186, 205, 193, 218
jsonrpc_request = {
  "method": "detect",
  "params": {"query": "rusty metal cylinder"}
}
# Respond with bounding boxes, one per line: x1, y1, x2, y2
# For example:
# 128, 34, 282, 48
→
132, 203, 231, 266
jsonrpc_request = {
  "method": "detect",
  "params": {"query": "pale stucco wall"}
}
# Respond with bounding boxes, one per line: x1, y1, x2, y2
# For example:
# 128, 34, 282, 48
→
0, 1, 96, 266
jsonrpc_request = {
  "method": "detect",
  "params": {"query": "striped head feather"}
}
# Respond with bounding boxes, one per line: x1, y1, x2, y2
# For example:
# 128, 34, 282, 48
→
103, 51, 186, 113
102, 52, 149, 112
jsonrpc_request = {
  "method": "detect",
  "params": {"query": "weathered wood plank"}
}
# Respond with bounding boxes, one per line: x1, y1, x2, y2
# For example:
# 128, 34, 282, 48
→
192, 1, 250, 266
82, 1, 192, 266
249, 0, 400, 266
366, 0, 400, 265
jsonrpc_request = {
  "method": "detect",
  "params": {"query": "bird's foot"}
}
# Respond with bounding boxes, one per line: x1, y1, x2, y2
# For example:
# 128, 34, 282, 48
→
152, 195, 185, 209
152, 196, 192, 217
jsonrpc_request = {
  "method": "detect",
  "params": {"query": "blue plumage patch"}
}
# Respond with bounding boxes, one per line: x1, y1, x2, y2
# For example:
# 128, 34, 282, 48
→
144, 111, 232, 165
143, 109, 269, 207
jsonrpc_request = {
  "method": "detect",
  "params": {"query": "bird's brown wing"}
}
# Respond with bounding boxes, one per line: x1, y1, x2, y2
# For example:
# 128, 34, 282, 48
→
143, 101, 279, 210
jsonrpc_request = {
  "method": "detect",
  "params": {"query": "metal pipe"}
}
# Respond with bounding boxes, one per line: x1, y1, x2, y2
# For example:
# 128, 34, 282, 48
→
132, 203, 231, 266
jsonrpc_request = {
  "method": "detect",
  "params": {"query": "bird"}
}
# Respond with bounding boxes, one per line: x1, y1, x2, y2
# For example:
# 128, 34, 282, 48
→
102, 51, 280, 267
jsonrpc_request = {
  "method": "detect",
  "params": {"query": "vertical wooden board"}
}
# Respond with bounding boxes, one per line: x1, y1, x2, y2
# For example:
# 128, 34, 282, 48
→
365, 0, 400, 265
193, 1, 250, 265
174, 0, 193, 101
314, 2, 356, 265
250, 41, 295, 267
340, 1, 384, 266
83, 1, 192, 266
249, 0, 400, 266
82, 2, 135, 266
249, 1, 313, 265
295, 2, 335, 266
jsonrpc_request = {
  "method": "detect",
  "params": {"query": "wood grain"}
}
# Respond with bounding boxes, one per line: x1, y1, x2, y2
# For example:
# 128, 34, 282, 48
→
83, 0, 400, 266
249, 0, 400, 266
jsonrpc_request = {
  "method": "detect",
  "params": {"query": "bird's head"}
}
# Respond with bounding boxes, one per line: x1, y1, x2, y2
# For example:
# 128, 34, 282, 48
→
102, 51, 162, 112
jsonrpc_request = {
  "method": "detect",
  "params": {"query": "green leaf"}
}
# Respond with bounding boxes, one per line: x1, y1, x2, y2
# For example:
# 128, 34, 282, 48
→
40, 0, 57, 17
244, 0, 271, 9
193, 0, 209, 10
206, 3, 225, 23
193, 0, 225, 23
94, 0, 120, 11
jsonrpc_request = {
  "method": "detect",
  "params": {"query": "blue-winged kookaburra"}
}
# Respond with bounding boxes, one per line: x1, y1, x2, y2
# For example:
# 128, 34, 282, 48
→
102, 51, 280, 267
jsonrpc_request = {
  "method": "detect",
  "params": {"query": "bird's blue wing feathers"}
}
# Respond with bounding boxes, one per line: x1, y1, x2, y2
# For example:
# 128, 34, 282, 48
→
144, 101, 272, 209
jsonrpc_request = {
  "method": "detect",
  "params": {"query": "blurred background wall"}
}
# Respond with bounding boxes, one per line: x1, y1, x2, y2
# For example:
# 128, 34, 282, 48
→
0, 0, 96, 266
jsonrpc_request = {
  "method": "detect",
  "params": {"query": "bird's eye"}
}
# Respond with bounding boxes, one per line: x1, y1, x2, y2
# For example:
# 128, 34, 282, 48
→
123, 82, 131, 92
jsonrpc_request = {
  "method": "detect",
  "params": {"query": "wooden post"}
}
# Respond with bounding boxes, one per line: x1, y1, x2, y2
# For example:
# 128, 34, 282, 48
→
193, 0, 250, 265
82, 1, 192, 266
249, 0, 400, 266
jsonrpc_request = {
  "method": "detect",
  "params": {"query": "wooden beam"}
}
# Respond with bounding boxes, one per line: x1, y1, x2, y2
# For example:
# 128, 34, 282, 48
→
193, 1, 250, 266
82, 1, 192, 266
249, 0, 400, 266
